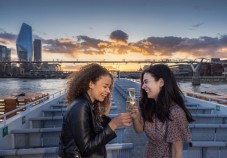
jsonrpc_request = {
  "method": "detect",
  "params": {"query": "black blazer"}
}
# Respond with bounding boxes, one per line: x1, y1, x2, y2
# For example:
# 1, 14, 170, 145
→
58, 93, 116, 158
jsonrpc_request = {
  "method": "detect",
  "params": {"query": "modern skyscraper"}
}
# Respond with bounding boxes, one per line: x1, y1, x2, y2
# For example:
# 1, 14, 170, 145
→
16, 23, 33, 61
33, 39, 42, 62
0, 45, 6, 61
6, 48, 11, 61
0, 45, 10, 61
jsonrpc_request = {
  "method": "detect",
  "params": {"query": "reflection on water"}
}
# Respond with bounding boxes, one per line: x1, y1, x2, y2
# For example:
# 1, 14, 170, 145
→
0, 78, 226, 98
0, 78, 66, 97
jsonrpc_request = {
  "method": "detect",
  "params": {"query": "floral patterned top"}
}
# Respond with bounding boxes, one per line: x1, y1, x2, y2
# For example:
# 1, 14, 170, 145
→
141, 105, 191, 158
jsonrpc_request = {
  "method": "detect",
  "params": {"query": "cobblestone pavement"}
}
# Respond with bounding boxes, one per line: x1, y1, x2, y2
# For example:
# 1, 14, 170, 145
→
112, 87, 147, 158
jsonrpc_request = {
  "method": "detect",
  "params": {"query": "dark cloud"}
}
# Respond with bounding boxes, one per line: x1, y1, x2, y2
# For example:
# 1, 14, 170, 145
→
77, 36, 106, 54
131, 36, 183, 55
193, 23, 204, 28
77, 36, 103, 48
43, 34, 227, 58
147, 36, 182, 49
109, 30, 128, 43
189, 23, 204, 30
176, 36, 220, 50
42, 38, 79, 54
0, 29, 227, 59
132, 35, 227, 58
0, 32, 17, 42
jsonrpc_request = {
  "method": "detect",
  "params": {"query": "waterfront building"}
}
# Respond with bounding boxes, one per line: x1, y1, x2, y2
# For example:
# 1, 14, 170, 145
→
211, 58, 221, 62
0, 45, 11, 62
172, 64, 192, 76
16, 23, 33, 61
0, 45, 6, 61
200, 63, 224, 76
33, 39, 42, 62
5, 48, 11, 61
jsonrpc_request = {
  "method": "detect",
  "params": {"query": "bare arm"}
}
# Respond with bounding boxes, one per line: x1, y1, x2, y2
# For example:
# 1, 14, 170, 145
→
132, 117, 143, 133
131, 105, 143, 133
171, 141, 183, 158
108, 113, 132, 131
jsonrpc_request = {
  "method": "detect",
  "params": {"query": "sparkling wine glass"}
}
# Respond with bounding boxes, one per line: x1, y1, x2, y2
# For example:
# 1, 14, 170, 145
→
126, 88, 136, 113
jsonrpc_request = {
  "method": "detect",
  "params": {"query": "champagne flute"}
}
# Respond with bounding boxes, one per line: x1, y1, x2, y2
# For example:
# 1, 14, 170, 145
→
126, 88, 136, 113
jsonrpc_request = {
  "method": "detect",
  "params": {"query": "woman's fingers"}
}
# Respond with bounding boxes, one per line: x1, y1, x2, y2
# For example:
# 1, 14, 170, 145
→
116, 113, 132, 126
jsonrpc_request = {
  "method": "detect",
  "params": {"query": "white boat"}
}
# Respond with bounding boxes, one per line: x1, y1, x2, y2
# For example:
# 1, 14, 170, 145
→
0, 78, 227, 158
186, 91, 227, 105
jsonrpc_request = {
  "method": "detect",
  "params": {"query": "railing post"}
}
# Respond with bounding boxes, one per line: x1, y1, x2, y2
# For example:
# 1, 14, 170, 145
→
4, 116, 6, 126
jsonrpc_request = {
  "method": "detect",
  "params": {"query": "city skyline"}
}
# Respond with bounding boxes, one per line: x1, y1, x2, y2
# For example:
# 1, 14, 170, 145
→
0, 0, 227, 70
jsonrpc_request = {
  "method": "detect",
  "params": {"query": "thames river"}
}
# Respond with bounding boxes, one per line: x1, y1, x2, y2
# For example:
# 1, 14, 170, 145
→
0, 78, 227, 97
0, 78, 66, 97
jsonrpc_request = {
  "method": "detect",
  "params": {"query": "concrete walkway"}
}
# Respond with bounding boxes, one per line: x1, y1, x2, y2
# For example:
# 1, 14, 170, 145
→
112, 87, 147, 158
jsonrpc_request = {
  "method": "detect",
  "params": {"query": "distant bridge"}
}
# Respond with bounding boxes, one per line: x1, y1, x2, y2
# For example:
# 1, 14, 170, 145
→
0, 59, 226, 64
1, 59, 226, 86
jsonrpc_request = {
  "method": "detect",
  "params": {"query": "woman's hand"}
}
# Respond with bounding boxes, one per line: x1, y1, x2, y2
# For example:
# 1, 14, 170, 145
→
104, 99, 111, 116
108, 113, 132, 131
131, 105, 140, 120
102, 94, 111, 116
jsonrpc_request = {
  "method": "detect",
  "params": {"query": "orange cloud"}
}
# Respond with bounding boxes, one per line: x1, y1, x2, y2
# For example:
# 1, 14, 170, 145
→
1, 30, 227, 63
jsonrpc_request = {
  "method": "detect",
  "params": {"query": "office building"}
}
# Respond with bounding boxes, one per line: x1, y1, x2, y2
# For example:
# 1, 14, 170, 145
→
0, 45, 11, 61
0, 45, 6, 61
33, 39, 42, 62
16, 23, 33, 61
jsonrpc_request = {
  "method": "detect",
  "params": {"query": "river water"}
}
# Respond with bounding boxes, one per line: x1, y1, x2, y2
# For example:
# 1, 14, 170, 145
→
0, 78, 66, 97
0, 78, 227, 97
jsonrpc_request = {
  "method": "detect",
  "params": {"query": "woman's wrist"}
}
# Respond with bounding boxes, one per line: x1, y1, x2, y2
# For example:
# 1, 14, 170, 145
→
132, 117, 139, 122
108, 120, 117, 131
132, 116, 138, 120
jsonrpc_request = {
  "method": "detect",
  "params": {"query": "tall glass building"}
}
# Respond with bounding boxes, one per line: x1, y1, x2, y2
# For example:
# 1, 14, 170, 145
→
33, 39, 42, 62
0, 45, 11, 61
0, 45, 6, 61
16, 23, 33, 61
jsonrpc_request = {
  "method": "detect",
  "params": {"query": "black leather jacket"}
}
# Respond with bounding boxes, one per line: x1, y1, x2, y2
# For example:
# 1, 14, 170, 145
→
58, 93, 116, 158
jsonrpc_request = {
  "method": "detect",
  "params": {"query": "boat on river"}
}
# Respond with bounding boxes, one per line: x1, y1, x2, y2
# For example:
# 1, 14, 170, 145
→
0, 78, 227, 158
0, 92, 49, 117
186, 91, 227, 105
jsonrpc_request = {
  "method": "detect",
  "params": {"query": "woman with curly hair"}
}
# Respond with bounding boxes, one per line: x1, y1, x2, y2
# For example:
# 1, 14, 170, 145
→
131, 64, 193, 158
58, 63, 132, 158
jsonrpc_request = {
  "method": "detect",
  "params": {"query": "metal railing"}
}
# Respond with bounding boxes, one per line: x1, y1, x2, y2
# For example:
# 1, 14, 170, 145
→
0, 90, 66, 125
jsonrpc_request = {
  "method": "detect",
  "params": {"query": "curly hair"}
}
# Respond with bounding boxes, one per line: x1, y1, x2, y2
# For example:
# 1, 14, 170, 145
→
66, 63, 113, 122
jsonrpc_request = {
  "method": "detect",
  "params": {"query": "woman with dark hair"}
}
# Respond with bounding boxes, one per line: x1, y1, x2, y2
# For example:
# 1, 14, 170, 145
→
58, 63, 132, 158
131, 64, 193, 158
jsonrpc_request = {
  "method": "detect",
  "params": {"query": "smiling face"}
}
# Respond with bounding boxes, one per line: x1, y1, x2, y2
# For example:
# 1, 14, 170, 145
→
87, 75, 112, 103
142, 72, 164, 100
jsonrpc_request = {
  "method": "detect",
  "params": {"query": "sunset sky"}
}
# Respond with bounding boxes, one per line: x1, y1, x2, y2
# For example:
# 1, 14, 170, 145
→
0, 0, 227, 71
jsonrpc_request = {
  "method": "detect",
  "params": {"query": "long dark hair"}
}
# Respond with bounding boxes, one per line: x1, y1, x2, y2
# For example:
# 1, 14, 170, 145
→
139, 64, 194, 123
66, 63, 113, 121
